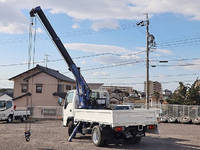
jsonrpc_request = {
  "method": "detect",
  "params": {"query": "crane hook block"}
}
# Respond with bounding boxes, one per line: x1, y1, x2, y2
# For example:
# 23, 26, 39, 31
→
25, 130, 31, 142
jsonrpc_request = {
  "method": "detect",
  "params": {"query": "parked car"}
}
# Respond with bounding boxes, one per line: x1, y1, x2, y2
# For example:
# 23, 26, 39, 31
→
113, 105, 132, 110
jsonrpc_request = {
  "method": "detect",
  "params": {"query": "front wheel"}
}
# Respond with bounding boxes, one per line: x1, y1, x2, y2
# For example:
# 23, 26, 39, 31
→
7, 115, 13, 123
68, 121, 76, 137
92, 126, 105, 147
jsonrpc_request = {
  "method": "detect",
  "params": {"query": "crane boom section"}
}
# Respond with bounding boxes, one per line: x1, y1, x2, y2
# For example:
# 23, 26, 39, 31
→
30, 6, 90, 108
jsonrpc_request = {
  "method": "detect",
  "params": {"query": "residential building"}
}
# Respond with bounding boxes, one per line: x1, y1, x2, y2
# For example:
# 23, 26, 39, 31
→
9, 65, 105, 109
0, 88, 13, 98
9, 65, 76, 108
102, 86, 133, 94
144, 81, 163, 105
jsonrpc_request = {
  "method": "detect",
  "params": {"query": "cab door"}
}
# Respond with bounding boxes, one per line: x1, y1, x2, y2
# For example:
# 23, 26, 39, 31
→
63, 91, 75, 126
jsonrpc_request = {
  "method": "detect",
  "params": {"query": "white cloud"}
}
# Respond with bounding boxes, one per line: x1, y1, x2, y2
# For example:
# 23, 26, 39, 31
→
0, 1, 27, 34
91, 71, 109, 77
91, 20, 119, 31
156, 48, 172, 55
1, 0, 200, 34
72, 23, 80, 29
183, 60, 200, 70
66, 43, 130, 54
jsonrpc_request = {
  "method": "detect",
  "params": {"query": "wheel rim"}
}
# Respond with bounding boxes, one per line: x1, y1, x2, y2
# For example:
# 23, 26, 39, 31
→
92, 129, 99, 144
8, 117, 12, 122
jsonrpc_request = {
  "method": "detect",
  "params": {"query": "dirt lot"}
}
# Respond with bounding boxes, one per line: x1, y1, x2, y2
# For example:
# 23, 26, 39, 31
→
0, 120, 200, 150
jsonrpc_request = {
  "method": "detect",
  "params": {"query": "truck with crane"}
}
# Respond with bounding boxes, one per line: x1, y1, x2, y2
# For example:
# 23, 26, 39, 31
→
29, 6, 158, 146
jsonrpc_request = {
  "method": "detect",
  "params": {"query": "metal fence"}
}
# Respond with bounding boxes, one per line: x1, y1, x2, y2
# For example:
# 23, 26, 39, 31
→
29, 106, 63, 119
122, 102, 200, 123
160, 104, 200, 118
20, 104, 200, 122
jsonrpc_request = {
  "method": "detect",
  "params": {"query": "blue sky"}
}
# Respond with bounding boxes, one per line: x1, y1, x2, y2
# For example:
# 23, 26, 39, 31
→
1, 0, 200, 92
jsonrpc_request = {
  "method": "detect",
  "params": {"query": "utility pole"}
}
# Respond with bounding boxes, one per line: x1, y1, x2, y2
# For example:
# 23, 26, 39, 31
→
145, 13, 150, 110
137, 13, 156, 110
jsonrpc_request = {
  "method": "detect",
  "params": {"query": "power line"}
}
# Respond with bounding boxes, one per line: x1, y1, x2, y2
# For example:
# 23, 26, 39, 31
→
0, 53, 118, 67
104, 80, 195, 86
86, 73, 199, 80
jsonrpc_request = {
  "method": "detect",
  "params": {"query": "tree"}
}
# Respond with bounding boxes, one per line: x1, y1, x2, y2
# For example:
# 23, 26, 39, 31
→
167, 80, 200, 105
167, 82, 188, 104
185, 80, 200, 105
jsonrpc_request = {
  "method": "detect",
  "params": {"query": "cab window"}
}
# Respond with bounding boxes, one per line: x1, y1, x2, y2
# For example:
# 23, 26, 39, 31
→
64, 92, 74, 109
0, 101, 6, 108
6, 101, 12, 109
66, 92, 74, 103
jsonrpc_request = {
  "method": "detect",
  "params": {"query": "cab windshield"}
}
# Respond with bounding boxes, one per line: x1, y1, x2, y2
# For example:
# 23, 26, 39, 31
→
0, 101, 6, 108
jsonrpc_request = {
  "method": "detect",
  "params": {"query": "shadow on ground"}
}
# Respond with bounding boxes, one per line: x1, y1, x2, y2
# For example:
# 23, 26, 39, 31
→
73, 135, 200, 150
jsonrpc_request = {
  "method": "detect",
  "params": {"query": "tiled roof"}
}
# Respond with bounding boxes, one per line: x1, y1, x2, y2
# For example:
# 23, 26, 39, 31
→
9, 64, 75, 83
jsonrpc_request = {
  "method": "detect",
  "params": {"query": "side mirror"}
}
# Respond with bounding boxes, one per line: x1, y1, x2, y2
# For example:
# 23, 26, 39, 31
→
58, 97, 63, 106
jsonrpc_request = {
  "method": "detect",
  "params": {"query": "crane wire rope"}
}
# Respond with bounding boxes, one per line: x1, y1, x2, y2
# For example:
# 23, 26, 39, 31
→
24, 16, 37, 142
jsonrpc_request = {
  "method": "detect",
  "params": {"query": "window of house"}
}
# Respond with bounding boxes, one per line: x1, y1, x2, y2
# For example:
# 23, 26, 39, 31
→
36, 84, 43, 93
66, 85, 71, 90
21, 84, 28, 93
57, 84, 64, 92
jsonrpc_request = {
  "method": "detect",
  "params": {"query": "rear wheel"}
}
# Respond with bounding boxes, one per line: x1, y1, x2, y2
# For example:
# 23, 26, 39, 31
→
92, 126, 105, 147
21, 116, 27, 122
135, 137, 142, 143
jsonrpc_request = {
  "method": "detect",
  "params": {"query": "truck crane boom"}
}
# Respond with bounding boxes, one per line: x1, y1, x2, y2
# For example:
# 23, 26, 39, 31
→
30, 6, 90, 109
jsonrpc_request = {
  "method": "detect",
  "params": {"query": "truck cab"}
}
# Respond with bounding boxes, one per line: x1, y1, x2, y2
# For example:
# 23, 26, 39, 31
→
0, 99, 14, 122
0, 99, 30, 123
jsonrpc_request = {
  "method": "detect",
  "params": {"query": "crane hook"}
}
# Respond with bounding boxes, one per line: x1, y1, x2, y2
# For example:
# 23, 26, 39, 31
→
25, 130, 31, 142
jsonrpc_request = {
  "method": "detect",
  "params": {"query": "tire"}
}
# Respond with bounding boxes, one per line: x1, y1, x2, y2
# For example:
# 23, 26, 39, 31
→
7, 115, 13, 123
135, 137, 142, 143
127, 137, 142, 144
92, 126, 105, 147
68, 121, 76, 137
21, 116, 27, 122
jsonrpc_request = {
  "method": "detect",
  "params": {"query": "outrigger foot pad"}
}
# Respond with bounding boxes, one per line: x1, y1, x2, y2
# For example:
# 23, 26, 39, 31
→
25, 130, 31, 142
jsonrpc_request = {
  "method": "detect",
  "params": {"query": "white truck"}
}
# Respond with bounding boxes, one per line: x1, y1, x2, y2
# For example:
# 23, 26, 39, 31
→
0, 99, 30, 123
29, 6, 159, 145
63, 90, 158, 146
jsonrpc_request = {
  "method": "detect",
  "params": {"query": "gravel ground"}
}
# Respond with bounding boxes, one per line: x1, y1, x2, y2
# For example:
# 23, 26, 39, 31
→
0, 120, 200, 150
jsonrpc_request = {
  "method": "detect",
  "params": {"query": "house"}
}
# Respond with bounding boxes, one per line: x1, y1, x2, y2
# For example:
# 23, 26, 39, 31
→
103, 86, 133, 94
9, 65, 76, 108
0, 88, 13, 98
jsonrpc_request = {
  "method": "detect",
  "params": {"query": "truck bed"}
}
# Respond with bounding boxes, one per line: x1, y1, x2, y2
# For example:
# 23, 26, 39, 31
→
14, 110, 30, 117
74, 109, 157, 127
